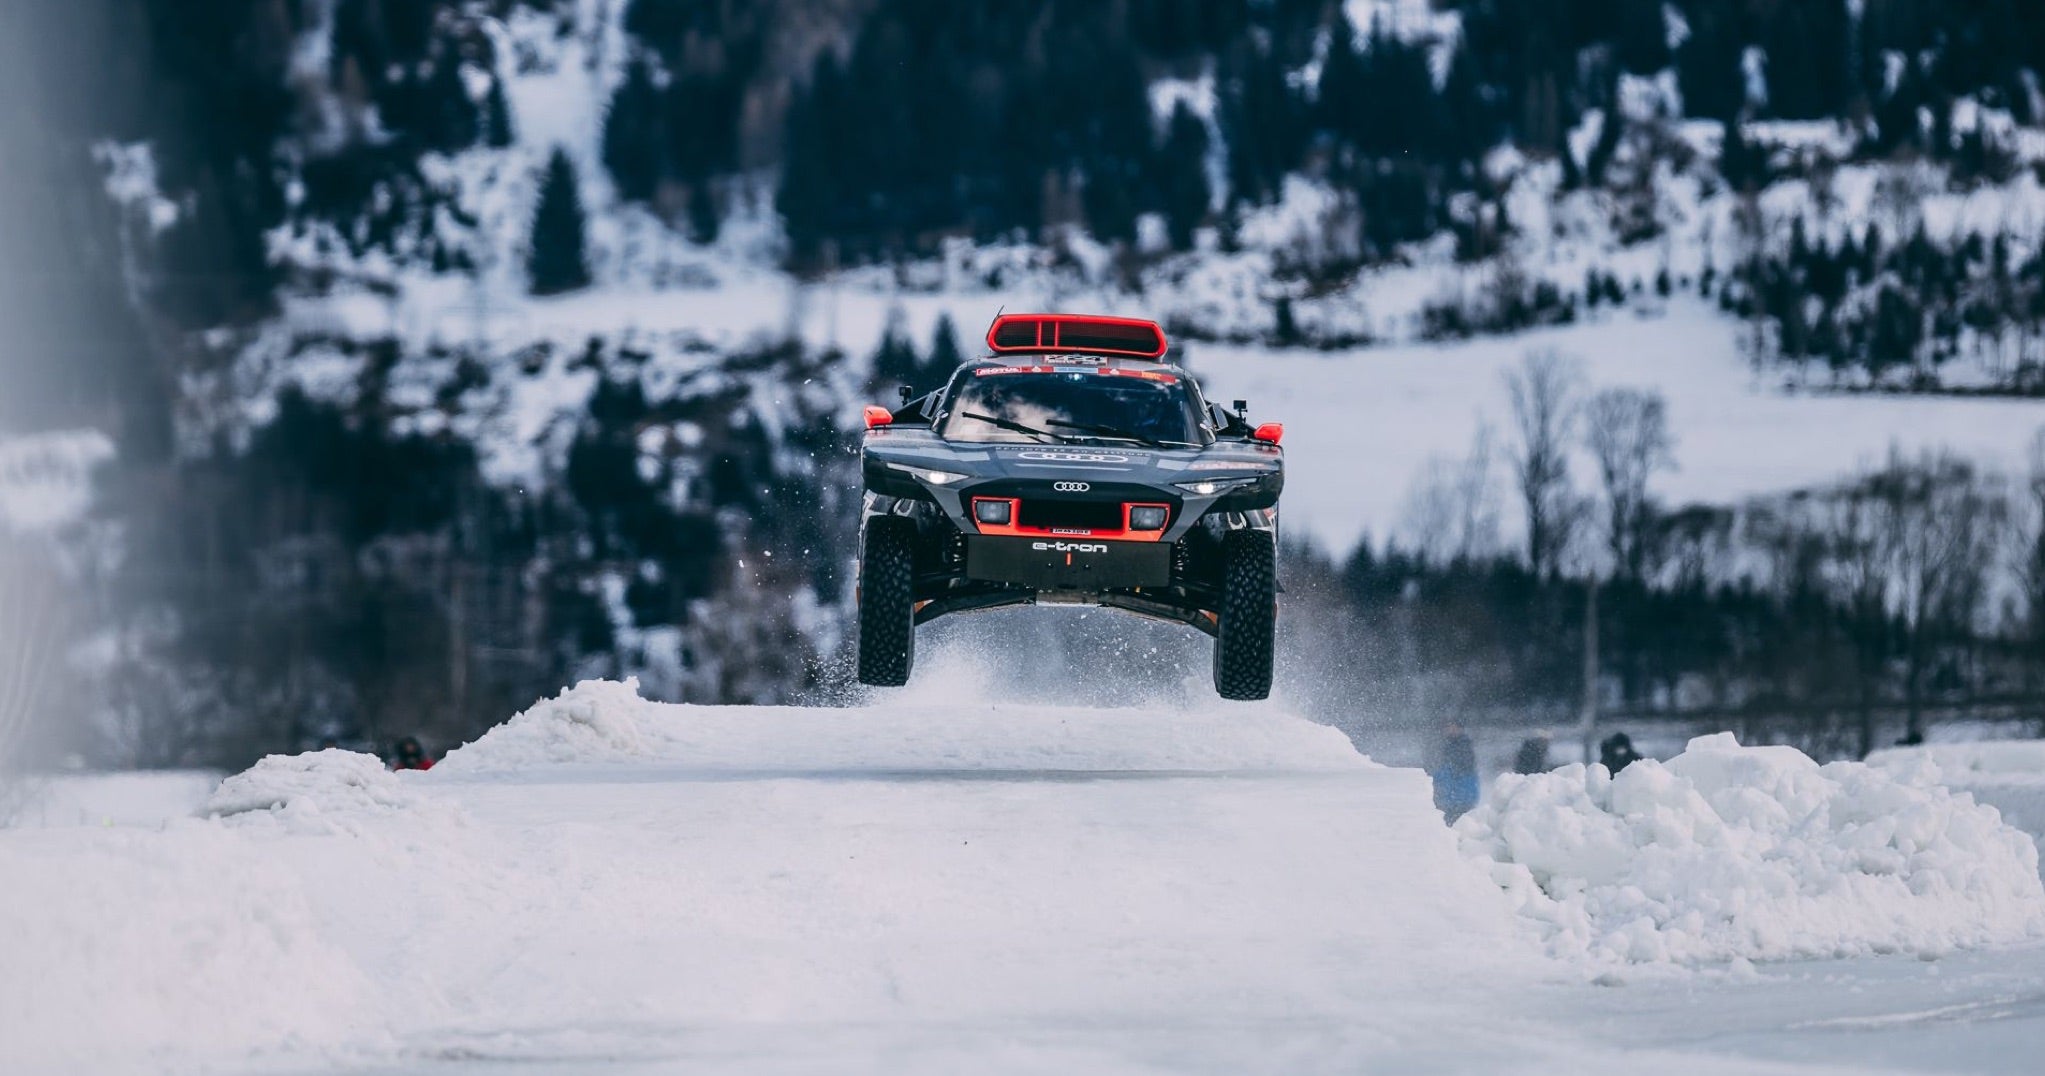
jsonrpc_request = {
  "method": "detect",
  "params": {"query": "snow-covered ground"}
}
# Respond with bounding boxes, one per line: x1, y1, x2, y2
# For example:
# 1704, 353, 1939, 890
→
7, 682, 2045, 1074
1196, 300, 2045, 554
7, 769, 221, 828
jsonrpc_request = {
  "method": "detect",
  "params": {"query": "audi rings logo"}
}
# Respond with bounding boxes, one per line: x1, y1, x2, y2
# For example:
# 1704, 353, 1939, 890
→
1017, 451, 1129, 463
1052, 481, 1092, 493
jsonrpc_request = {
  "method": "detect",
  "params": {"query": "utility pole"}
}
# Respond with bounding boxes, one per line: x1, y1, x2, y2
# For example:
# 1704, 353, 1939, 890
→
1578, 575, 1600, 764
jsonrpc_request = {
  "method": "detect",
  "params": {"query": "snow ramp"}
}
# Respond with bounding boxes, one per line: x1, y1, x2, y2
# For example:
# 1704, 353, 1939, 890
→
4, 681, 1597, 1074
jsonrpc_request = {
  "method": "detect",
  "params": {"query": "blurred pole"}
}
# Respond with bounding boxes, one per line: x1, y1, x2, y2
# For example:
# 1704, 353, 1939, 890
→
1578, 575, 1599, 765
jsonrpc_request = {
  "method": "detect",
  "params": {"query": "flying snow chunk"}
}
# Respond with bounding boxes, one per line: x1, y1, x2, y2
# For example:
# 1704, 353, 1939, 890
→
203, 749, 427, 831
1457, 732, 2045, 966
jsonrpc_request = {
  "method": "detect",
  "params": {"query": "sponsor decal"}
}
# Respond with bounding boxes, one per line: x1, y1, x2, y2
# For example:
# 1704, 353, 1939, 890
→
1032, 541, 1108, 554
1044, 355, 1107, 365
1052, 481, 1091, 492
1017, 451, 1129, 463
1050, 527, 1094, 536
1187, 460, 1260, 472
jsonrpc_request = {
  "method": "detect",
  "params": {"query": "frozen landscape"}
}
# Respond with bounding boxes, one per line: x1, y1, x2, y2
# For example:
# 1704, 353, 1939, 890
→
7, 680, 2045, 1075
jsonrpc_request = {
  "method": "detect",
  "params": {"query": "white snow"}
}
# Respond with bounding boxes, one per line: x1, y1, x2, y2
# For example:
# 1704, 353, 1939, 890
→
11, 685, 2045, 1072
1195, 299, 2045, 553
10, 769, 221, 828
1871, 741, 2045, 865
0, 682, 1543, 1073
0, 428, 115, 534
202, 749, 437, 833
1458, 732, 2045, 966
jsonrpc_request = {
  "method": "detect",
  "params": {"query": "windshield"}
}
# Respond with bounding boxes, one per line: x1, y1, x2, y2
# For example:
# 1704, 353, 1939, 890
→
940, 369, 1209, 446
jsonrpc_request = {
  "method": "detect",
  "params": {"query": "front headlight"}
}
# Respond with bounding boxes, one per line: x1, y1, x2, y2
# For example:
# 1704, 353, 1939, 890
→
893, 463, 968, 485
1175, 476, 1258, 496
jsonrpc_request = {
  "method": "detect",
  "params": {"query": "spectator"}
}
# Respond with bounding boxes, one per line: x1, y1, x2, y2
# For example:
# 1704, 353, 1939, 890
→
392, 736, 435, 771
1513, 734, 1552, 775
1428, 722, 1480, 823
1599, 731, 1643, 774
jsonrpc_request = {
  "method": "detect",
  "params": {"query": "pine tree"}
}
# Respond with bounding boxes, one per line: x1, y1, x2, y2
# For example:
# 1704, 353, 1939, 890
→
422, 49, 481, 151
923, 314, 965, 388
1159, 102, 1212, 250
484, 75, 515, 148
686, 182, 720, 245
1677, 4, 1745, 123
603, 58, 666, 204
871, 315, 919, 387
528, 149, 592, 296
1614, 0, 1670, 76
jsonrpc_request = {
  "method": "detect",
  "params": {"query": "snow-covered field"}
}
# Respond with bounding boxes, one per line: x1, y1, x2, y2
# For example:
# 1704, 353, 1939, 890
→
7, 682, 2045, 1074
1196, 301, 2045, 554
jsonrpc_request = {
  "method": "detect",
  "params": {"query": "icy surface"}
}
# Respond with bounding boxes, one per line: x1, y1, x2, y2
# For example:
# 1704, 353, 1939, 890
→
1458, 732, 2045, 965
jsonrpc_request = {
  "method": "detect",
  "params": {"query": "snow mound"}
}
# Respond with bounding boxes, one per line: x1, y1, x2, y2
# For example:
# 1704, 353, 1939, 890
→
1870, 741, 2045, 866
1456, 732, 2045, 965
435, 678, 1373, 775
437, 678, 654, 773
203, 749, 428, 832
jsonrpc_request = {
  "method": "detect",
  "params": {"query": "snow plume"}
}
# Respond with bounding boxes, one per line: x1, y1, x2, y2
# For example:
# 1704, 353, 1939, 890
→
1458, 732, 2045, 966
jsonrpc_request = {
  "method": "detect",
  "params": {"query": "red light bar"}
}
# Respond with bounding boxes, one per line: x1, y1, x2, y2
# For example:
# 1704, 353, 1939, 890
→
986, 314, 1168, 360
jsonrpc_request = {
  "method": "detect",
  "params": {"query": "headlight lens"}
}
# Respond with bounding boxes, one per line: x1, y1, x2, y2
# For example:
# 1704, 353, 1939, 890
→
973, 499, 1012, 525
893, 463, 968, 485
1175, 476, 1255, 496
1128, 505, 1169, 530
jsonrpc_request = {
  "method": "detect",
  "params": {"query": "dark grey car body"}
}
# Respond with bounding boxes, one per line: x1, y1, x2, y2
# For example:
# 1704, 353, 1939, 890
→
859, 355, 1283, 636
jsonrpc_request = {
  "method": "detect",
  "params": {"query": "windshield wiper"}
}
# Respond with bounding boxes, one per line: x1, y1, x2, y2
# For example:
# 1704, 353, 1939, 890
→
1042, 418, 1196, 449
960, 411, 1062, 443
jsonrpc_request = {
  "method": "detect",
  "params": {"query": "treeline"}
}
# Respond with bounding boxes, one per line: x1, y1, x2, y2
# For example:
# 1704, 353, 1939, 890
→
69, 334, 860, 769
1721, 205, 2045, 393
1275, 352, 2045, 758
61, 0, 2045, 329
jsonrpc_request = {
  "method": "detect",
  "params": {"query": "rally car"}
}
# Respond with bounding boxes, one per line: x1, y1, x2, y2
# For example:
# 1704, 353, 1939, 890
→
856, 313, 1285, 699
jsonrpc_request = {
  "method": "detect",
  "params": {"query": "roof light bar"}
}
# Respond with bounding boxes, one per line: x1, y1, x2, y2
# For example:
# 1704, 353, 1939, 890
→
986, 314, 1168, 361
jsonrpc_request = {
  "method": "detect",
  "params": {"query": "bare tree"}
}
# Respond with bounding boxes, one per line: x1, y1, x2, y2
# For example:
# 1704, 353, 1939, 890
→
1504, 350, 1582, 578
1583, 387, 1675, 580
1398, 422, 1502, 566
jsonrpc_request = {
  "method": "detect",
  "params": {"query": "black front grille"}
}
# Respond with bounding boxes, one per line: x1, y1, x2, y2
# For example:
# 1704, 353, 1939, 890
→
1018, 499, 1124, 531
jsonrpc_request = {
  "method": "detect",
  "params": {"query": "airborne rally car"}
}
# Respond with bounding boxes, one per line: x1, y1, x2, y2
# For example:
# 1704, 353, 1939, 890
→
856, 314, 1285, 699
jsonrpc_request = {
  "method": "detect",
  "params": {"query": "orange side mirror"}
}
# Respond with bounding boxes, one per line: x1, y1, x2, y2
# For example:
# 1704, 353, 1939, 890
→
863, 405, 894, 429
1251, 422, 1284, 445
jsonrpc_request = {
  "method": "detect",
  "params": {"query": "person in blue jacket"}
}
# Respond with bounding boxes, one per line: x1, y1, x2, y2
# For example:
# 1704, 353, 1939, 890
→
1429, 721, 1480, 823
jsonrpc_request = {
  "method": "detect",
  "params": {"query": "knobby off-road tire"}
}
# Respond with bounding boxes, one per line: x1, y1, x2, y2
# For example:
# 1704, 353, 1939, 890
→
856, 518, 917, 686
1213, 528, 1276, 700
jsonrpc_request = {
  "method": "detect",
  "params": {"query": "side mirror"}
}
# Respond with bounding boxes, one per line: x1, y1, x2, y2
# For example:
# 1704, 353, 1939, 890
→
863, 405, 894, 429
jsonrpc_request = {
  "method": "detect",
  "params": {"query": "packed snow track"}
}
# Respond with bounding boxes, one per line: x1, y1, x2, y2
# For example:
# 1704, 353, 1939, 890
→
6, 682, 2045, 1074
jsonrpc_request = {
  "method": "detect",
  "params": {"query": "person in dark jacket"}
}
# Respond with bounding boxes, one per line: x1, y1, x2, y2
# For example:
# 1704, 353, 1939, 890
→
1428, 722, 1480, 823
1513, 734, 1552, 775
1599, 731, 1643, 774
392, 736, 435, 771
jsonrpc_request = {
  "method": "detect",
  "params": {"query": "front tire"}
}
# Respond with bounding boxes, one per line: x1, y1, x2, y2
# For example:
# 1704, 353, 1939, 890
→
1213, 529, 1276, 700
857, 517, 917, 686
